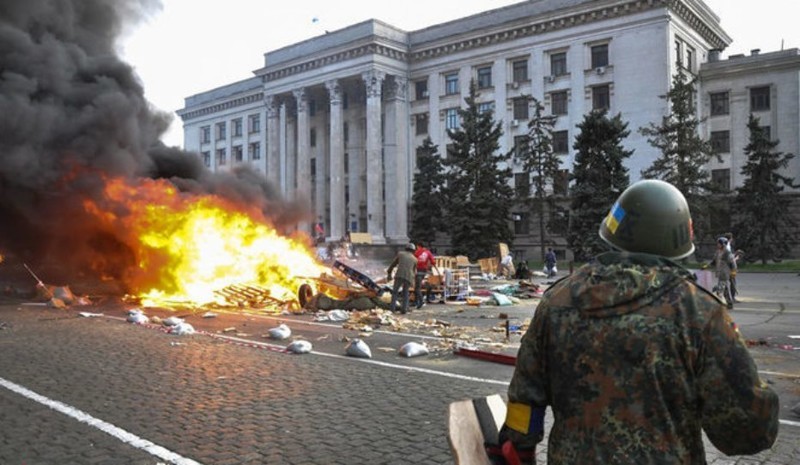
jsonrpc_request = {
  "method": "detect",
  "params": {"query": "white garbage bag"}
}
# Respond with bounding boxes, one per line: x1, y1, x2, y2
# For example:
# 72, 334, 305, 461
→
162, 316, 184, 326
328, 310, 349, 321
287, 340, 313, 354
126, 309, 149, 324
345, 338, 372, 358
169, 322, 195, 335
268, 323, 292, 340
399, 341, 429, 358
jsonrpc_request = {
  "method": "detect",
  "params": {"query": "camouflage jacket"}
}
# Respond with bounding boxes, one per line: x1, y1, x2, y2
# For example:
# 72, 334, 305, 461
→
504, 252, 778, 464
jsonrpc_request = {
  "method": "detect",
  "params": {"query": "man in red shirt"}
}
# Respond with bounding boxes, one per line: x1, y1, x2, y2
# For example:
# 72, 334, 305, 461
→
413, 242, 439, 309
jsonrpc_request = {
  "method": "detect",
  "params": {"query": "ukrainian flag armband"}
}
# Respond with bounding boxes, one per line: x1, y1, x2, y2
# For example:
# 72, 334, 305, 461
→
505, 402, 545, 436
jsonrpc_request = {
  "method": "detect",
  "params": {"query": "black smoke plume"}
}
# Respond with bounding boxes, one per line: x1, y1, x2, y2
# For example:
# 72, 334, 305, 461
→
0, 0, 309, 283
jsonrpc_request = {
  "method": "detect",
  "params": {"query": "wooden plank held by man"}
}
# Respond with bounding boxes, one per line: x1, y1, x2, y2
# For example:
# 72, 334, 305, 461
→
447, 394, 534, 465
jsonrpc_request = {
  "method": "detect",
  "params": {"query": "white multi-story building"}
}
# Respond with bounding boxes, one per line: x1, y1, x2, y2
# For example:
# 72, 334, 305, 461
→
177, 0, 800, 256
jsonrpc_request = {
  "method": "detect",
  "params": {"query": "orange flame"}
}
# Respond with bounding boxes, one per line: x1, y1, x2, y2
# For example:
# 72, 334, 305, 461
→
84, 176, 324, 307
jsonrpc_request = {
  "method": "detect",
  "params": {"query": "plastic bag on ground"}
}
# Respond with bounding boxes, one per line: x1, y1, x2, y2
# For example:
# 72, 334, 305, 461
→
169, 322, 195, 335
268, 323, 292, 340
399, 341, 429, 358
162, 316, 184, 326
345, 338, 372, 358
126, 309, 149, 324
491, 292, 513, 306
287, 340, 313, 354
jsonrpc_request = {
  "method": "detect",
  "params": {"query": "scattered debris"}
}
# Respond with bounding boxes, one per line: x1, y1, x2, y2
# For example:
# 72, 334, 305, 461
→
222, 327, 237, 333
162, 316, 184, 326
78, 312, 104, 318
345, 338, 372, 358
202, 312, 218, 318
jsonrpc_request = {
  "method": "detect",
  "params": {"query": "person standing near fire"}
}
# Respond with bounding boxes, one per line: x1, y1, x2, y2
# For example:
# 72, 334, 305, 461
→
387, 243, 417, 314
413, 242, 440, 309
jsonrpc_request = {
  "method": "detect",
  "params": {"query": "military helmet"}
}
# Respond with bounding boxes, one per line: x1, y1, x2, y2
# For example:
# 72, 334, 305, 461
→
598, 179, 695, 259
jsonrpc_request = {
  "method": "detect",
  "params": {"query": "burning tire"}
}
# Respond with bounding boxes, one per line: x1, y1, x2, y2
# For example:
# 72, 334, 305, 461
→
298, 283, 314, 308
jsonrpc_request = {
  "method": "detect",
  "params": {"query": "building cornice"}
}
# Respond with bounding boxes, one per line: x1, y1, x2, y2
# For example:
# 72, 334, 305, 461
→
177, 92, 263, 121
257, 39, 408, 83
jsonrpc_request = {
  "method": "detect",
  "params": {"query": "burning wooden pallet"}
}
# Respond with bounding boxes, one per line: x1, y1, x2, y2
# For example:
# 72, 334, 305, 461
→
213, 284, 286, 308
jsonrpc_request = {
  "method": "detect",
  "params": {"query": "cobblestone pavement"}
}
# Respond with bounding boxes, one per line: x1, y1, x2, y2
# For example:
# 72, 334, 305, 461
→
0, 272, 799, 464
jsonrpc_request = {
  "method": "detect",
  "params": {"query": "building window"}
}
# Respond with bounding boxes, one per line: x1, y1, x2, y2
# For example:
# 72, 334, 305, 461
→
711, 168, 731, 191
513, 98, 529, 120
553, 169, 569, 196
249, 142, 261, 160
445, 108, 459, 130
512, 59, 528, 82
344, 153, 349, 174
478, 102, 494, 114
550, 52, 567, 76
310, 128, 317, 147
553, 130, 569, 154
201, 126, 211, 143
344, 122, 349, 144
514, 172, 530, 197
309, 99, 316, 117
216, 122, 226, 140
415, 113, 429, 135
513, 212, 529, 235
232, 118, 243, 137
675, 40, 683, 67
750, 86, 770, 112
477, 66, 492, 89
551, 91, 568, 115
310, 158, 316, 177
249, 114, 261, 133
685, 46, 695, 72
232, 145, 243, 163
445, 72, 459, 95
710, 92, 729, 116
202, 151, 211, 167
216, 148, 226, 166
591, 43, 609, 68
514, 135, 528, 158
342, 92, 349, 110
710, 130, 730, 153
415, 79, 429, 100
592, 85, 610, 110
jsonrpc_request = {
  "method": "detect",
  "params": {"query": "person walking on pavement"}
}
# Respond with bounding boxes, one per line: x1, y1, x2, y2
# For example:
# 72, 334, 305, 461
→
723, 232, 742, 302
496, 180, 778, 464
387, 243, 417, 314
413, 242, 440, 309
544, 248, 557, 278
705, 237, 737, 309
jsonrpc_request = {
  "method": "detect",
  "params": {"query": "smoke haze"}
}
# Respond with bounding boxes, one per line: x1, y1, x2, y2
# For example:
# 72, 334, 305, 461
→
0, 0, 309, 282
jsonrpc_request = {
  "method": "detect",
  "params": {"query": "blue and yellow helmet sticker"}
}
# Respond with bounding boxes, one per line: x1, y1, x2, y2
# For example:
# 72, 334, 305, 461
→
604, 201, 626, 234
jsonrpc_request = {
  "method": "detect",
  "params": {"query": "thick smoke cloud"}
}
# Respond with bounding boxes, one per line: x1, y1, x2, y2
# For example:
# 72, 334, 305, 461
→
0, 0, 308, 281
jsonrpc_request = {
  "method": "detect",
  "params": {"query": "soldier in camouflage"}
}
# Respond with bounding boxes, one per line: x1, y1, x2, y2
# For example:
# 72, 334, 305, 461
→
499, 180, 779, 464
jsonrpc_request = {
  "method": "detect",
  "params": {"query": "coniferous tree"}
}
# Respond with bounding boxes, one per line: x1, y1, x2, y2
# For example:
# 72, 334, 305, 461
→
569, 110, 633, 261
639, 69, 720, 242
409, 137, 446, 245
733, 115, 798, 264
442, 82, 514, 260
514, 97, 561, 260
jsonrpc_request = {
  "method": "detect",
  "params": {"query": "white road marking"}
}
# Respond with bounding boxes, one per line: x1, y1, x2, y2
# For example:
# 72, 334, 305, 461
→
0, 376, 205, 465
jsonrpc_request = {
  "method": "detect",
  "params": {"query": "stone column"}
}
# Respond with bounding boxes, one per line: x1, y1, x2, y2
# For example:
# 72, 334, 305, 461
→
362, 70, 386, 243
265, 95, 280, 186
326, 79, 345, 241
293, 88, 311, 235
384, 76, 410, 243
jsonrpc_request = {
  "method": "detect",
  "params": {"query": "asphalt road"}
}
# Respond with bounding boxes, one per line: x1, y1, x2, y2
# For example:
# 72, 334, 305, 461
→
0, 271, 798, 464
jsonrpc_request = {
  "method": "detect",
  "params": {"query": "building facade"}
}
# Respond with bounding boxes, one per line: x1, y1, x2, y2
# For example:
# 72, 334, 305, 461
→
177, 0, 800, 258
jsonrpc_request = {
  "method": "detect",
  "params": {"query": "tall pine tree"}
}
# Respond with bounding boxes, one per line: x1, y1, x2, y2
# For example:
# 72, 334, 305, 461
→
443, 82, 514, 260
409, 137, 446, 246
569, 109, 633, 261
733, 114, 798, 263
513, 97, 561, 260
639, 69, 719, 243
